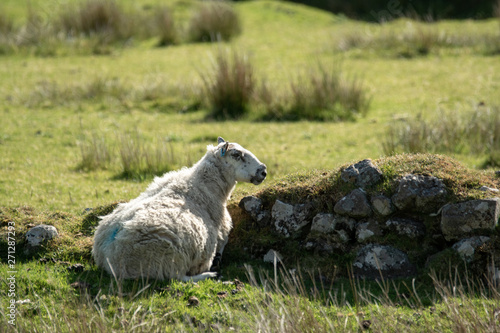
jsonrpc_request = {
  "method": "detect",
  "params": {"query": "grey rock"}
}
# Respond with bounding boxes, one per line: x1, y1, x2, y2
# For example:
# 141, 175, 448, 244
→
263, 249, 283, 263
353, 244, 416, 279
240, 196, 270, 226
479, 186, 499, 193
441, 198, 500, 241
294, 202, 313, 224
239, 196, 263, 219
304, 236, 346, 255
310, 213, 336, 234
305, 241, 315, 251
306, 240, 330, 254
312, 240, 335, 255
334, 188, 372, 218
272, 200, 295, 237
255, 210, 271, 226
341, 159, 383, 188
309, 215, 356, 243
391, 174, 447, 213
26, 225, 58, 247
424, 248, 462, 271
336, 229, 351, 243
272, 200, 313, 238
334, 215, 357, 232
371, 194, 395, 216
356, 219, 383, 242
320, 242, 335, 254
306, 215, 354, 253
452, 236, 490, 262
385, 217, 425, 238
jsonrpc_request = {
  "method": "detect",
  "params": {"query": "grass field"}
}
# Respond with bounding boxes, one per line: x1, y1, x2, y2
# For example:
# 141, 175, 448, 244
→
1, 0, 500, 331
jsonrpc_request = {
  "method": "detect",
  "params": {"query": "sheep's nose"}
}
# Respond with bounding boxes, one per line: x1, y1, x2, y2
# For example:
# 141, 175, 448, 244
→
260, 165, 267, 178
251, 165, 267, 185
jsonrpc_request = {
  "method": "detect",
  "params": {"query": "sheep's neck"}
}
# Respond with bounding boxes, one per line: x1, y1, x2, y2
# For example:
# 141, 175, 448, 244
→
190, 155, 236, 203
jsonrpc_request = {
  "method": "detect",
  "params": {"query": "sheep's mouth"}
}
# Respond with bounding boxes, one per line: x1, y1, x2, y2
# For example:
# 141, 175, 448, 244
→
251, 176, 265, 185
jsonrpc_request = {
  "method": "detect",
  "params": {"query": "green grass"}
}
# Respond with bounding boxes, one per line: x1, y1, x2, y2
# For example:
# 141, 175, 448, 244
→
1, 251, 499, 332
383, 105, 500, 167
335, 17, 500, 57
1, 0, 500, 331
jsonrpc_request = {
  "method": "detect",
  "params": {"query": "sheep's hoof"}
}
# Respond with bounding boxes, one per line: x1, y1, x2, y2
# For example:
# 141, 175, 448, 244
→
210, 253, 222, 272
182, 272, 217, 282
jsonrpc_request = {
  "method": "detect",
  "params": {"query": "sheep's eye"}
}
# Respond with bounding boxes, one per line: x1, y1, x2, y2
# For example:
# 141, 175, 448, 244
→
231, 151, 243, 161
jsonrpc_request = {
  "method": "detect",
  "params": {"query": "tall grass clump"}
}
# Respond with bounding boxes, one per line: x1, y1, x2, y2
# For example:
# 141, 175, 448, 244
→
383, 105, 500, 167
22, 76, 128, 107
0, 12, 14, 34
337, 20, 500, 57
83, 76, 127, 101
0, 12, 15, 54
154, 6, 178, 46
75, 130, 183, 180
244, 265, 338, 332
187, 0, 241, 43
118, 132, 177, 180
16, 75, 202, 110
338, 25, 439, 58
76, 132, 113, 171
254, 78, 287, 119
1, 0, 182, 55
202, 50, 254, 120
428, 270, 500, 332
260, 64, 370, 121
242, 264, 500, 332
489, 0, 500, 55
57, 0, 133, 42
13, 9, 60, 56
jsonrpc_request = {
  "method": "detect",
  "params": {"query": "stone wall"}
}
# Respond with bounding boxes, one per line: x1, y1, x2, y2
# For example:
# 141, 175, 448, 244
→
238, 159, 500, 282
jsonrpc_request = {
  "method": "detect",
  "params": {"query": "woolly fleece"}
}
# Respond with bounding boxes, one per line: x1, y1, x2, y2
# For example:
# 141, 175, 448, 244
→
92, 139, 266, 281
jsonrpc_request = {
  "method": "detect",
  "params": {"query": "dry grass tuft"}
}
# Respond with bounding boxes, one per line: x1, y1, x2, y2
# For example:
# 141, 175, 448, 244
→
201, 49, 254, 120
76, 132, 113, 171
187, 0, 241, 43
338, 20, 500, 57
383, 105, 500, 167
0, 12, 14, 34
75, 130, 184, 180
258, 63, 370, 121
154, 6, 177, 46
58, 0, 132, 41
117, 132, 179, 180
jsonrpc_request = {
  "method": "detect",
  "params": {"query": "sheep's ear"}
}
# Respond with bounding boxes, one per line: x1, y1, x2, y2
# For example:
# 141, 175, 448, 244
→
217, 137, 226, 145
220, 142, 229, 157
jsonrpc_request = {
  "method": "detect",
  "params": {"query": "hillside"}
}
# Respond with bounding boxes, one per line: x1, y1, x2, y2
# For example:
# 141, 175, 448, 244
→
1, 0, 500, 331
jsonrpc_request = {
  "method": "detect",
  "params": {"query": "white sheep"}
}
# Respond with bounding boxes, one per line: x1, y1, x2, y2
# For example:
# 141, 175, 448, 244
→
92, 137, 267, 282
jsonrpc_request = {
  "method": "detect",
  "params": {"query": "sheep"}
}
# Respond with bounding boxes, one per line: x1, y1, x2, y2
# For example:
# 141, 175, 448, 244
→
92, 137, 267, 282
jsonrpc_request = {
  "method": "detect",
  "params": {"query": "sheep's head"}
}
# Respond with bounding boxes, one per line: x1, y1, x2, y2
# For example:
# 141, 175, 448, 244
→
217, 137, 267, 185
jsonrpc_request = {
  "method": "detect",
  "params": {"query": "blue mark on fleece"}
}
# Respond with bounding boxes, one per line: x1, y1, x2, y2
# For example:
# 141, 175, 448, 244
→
106, 226, 119, 245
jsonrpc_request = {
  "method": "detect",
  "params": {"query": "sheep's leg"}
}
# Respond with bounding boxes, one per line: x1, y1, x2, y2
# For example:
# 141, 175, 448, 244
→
211, 213, 231, 272
215, 216, 230, 256
216, 242, 226, 256
210, 252, 222, 272
210, 239, 227, 272
181, 271, 217, 282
